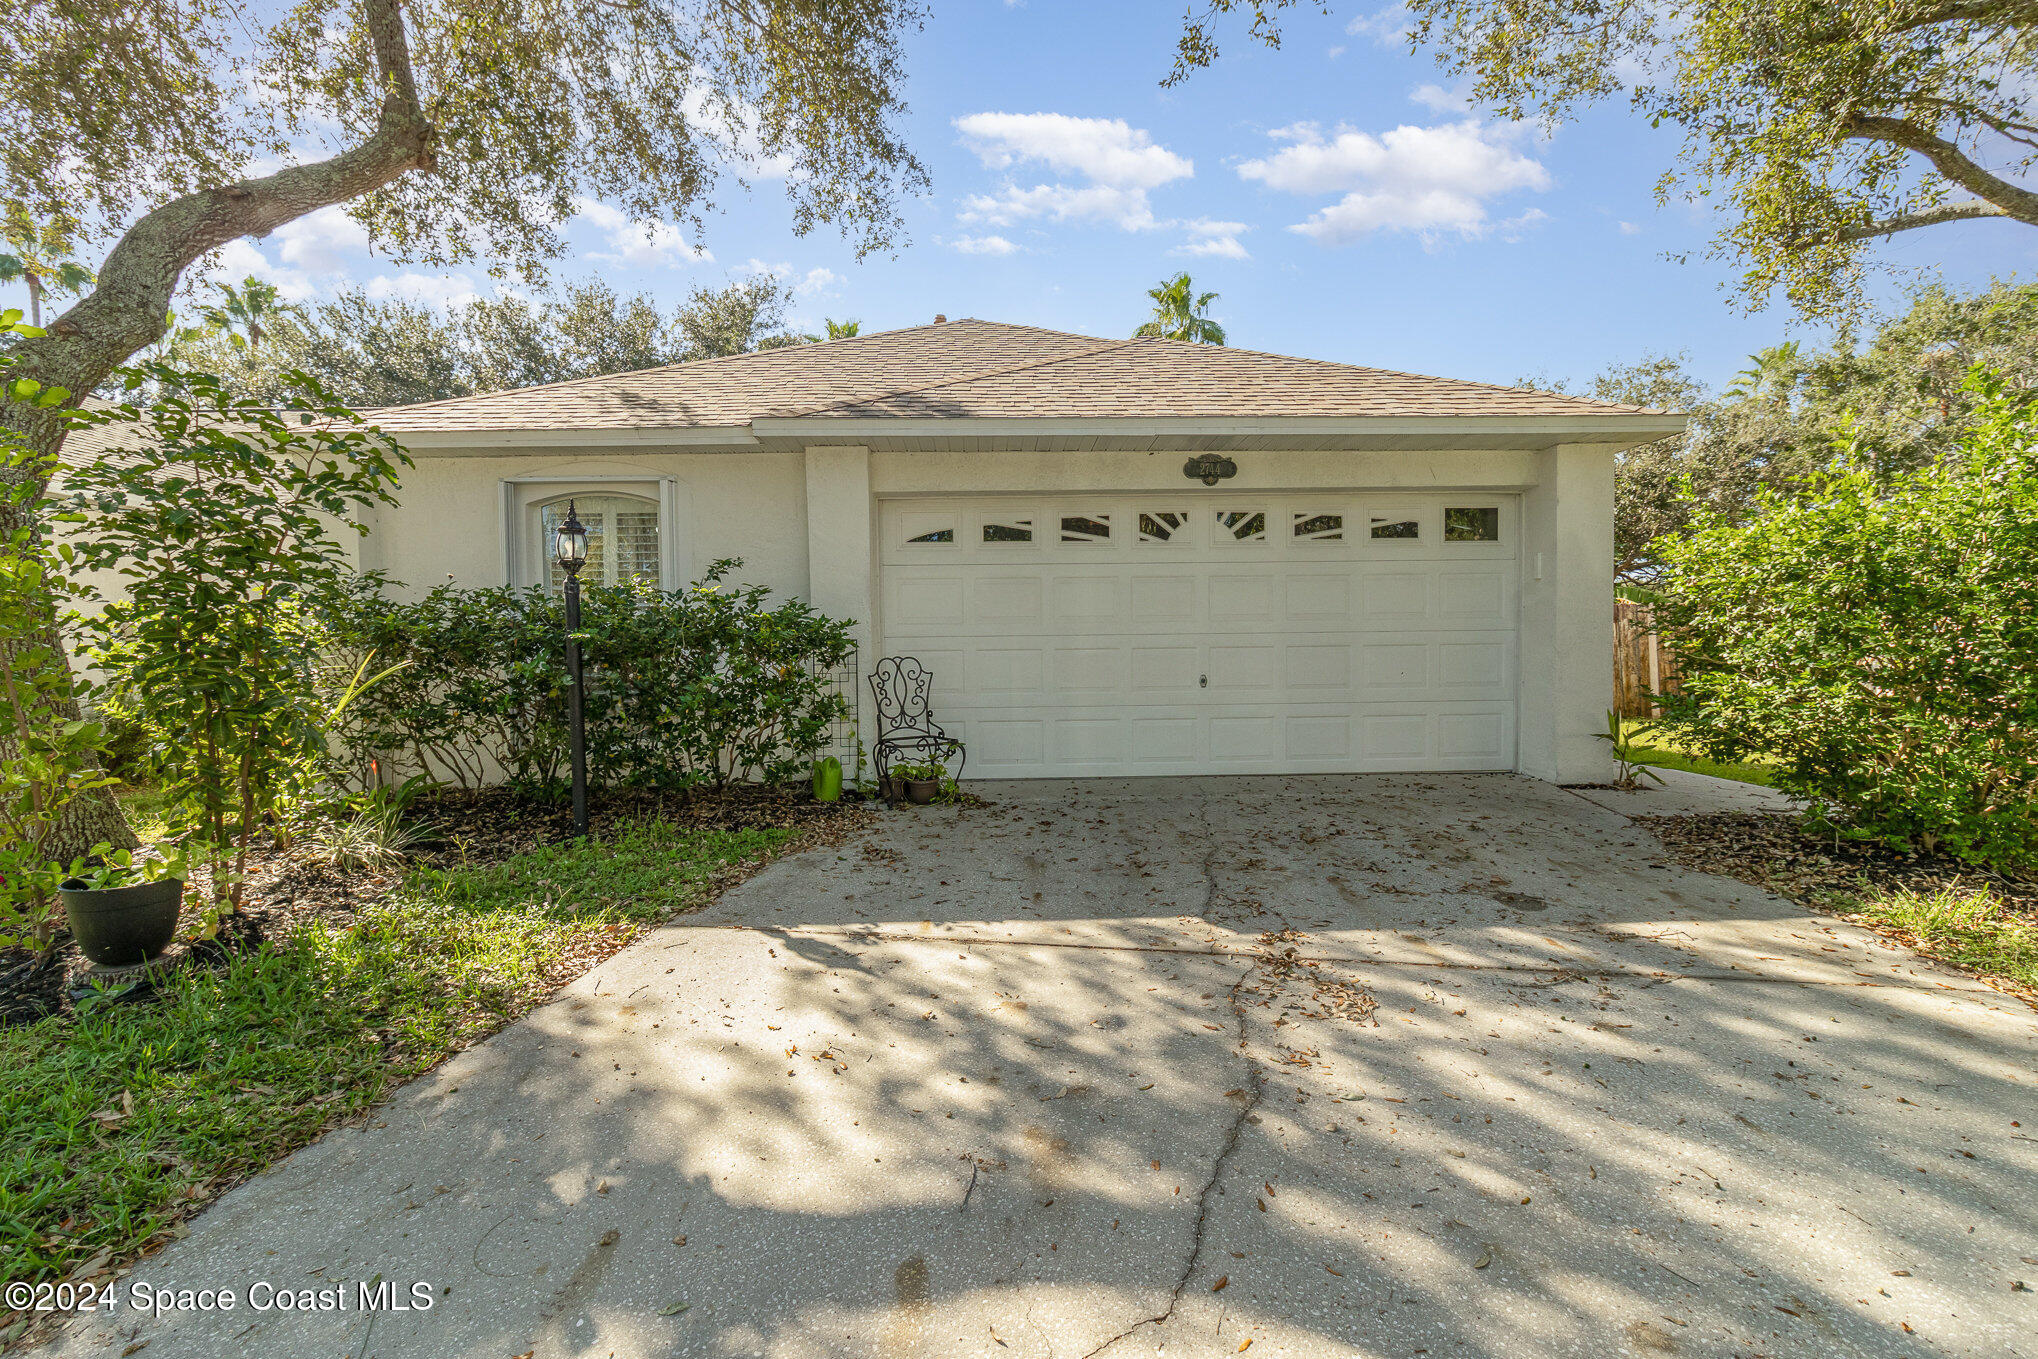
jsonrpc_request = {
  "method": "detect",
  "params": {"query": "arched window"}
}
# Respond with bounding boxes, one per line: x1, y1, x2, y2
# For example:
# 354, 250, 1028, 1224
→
538, 494, 661, 594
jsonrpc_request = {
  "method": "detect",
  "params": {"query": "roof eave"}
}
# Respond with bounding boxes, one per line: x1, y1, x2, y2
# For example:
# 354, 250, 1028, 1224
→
756, 412, 1687, 449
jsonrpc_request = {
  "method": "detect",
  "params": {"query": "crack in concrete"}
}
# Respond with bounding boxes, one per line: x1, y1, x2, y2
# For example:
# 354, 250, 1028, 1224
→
1079, 793, 1276, 1359
1081, 958, 1263, 1359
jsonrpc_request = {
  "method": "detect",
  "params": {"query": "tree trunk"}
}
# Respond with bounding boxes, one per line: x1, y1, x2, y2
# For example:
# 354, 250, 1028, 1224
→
0, 0, 434, 862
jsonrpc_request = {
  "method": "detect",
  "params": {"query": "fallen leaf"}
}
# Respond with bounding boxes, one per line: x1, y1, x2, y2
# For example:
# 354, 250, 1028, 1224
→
1212, 1275, 1229, 1292
1473, 1247, 1493, 1270
658, 1303, 690, 1316
1238, 1341, 1252, 1352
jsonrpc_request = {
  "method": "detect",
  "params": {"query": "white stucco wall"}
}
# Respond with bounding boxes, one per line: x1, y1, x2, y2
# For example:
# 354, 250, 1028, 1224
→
372, 450, 809, 598
64, 436, 1618, 784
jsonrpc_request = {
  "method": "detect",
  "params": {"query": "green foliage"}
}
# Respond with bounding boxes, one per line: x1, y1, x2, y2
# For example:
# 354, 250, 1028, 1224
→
1132, 272, 1226, 345
1557, 280, 2038, 582
193, 276, 303, 352
0, 820, 792, 1288
1, 0, 928, 271
316, 562, 855, 794
1168, 0, 2038, 317
1654, 375, 2038, 869
0, 209, 93, 328
0, 312, 114, 951
1596, 711, 1664, 789
1844, 886, 2038, 992
61, 368, 409, 917
888, 760, 945, 782
172, 276, 808, 407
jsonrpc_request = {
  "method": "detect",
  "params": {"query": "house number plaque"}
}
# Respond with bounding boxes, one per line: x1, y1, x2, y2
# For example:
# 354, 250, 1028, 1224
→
1183, 454, 1238, 486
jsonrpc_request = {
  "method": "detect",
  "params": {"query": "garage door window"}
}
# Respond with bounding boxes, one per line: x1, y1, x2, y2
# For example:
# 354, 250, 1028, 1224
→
1060, 514, 1111, 543
1138, 511, 1188, 542
1293, 512, 1343, 541
1216, 510, 1266, 542
1445, 507, 1501, 542
983, 517, 1034, 543
1369, 514, 1420, 540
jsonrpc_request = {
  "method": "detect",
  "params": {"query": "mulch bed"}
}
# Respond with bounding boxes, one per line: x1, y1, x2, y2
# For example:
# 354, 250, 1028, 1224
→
1646, 812, 2037, 1003
1646, 811, 2038, 918
0, 783, 875, 1027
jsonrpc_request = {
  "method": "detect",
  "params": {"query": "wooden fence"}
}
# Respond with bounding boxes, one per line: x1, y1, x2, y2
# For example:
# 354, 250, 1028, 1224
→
1613, 599, 1680, 718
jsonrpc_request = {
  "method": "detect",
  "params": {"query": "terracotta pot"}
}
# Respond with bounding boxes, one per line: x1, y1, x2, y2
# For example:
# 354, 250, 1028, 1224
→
59, 877, 183, 966
904, 778, 940, 805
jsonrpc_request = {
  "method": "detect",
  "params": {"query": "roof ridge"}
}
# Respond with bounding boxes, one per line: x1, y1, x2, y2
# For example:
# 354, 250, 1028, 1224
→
779, 333, 1141, 418
1120, 334, 1658, 415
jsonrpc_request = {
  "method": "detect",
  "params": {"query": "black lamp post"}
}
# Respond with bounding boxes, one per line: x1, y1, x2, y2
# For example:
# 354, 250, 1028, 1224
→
553, 500, 590, 839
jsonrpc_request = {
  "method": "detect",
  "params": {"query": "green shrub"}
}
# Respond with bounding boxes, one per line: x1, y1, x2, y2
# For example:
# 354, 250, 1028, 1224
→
1654, 376, 2038, 869
317, 561, 854, 794
61, 367, 407, 917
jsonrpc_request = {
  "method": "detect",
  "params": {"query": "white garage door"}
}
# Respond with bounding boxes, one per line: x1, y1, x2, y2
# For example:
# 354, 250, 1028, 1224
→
878, 494, 1519, 777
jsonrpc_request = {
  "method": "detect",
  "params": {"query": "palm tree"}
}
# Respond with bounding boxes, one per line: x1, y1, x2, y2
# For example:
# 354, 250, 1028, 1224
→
1132, 273, 1226, 345
824, 318, 860, 339
199, 276, 304, 350
0, 211, 95, 328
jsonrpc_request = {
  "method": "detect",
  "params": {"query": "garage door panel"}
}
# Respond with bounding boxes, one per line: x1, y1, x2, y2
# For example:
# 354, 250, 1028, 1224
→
1129, 574, 1197, 623
1209, 573, 1278, 622
1130, 644, 1198, 693
1208, 644, 1279, 694
1051, 645, 1123, 695
971, 575, 1045, 623
881, 494, 1517, 776
1285, 574, 1354, 620
890, 576, 967, 628
970, 646, 1046, 695
1285, 644, 1350, 690
1285, 715, 1351, 759
1359, 572, 1431, 622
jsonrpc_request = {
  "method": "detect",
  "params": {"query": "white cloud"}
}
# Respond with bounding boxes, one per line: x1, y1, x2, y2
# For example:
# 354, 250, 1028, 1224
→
1409, 82, 1473, 114
1345, 2, 1412, 43
271, 207, 371, 274
1618, 220, 1642, 235
365, 271, 480, 309
573, 197, 713, 269
960, 183, 1162, 231
1173, 218, 1251, 260
953, 112, 1191, 233
200, 239, 316, 303
1327, 44, 1347, 58
733, 259, 842, 299
957, 112, 1193, 189
1238, 119, 1551, 244
951, 234, 1018, 256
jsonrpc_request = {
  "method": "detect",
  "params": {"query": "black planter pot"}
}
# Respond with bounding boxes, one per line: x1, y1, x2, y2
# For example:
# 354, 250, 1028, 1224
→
904, 778, 941, 805
59, 877, 184, 967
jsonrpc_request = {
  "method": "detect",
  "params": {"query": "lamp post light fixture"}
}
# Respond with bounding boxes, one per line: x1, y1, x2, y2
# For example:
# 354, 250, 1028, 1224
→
553, 500, 591, 839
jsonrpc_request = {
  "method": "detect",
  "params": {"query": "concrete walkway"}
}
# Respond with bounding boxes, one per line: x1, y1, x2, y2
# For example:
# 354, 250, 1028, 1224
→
51, 776, 2038, 1359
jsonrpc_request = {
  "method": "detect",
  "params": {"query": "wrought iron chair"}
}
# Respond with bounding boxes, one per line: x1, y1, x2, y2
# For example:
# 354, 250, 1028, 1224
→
867, 656, 967, 790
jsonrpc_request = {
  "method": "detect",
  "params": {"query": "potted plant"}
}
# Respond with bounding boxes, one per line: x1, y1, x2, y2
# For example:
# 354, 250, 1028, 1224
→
889, 761, 946, 805
58, 848, 189, 968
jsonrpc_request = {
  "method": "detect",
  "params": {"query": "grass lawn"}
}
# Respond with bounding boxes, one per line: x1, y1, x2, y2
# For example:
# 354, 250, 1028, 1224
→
1839, 885, 2038, 995
1626, 727, 1781, 788
0, 821, 795, 1300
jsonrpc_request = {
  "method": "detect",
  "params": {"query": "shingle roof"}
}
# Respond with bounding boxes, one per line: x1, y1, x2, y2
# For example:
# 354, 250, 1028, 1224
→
361, 318, 1668, 433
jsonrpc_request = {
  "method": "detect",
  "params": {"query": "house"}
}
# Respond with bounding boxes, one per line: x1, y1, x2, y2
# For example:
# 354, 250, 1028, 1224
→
294, 318, 1685, 782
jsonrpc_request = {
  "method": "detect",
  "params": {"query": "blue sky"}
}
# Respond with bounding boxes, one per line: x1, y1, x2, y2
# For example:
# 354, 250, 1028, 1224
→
33, 1, 2038, 392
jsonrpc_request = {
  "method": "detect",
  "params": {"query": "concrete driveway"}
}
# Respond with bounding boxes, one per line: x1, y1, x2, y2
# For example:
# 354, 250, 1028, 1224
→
50, 776, 2038, 1359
